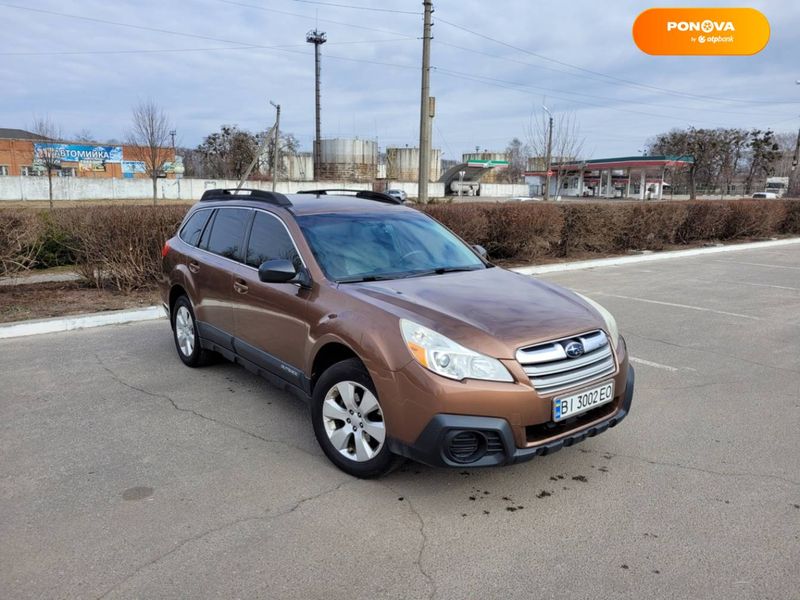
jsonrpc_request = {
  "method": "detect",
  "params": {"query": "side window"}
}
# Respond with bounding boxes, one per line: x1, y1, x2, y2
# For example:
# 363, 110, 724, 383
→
204, 208, 251, 261
245, 212, 302, 270
179, 210, 211, 247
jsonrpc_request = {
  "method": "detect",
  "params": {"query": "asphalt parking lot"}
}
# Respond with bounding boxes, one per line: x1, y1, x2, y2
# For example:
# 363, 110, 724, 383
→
1, 244, 798, 600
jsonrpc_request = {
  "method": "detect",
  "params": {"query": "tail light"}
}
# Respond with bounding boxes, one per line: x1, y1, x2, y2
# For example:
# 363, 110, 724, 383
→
161, 241, 170, 258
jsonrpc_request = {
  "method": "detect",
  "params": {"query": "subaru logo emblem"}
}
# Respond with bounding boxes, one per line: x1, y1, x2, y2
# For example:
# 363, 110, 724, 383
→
565, 341, 584, 358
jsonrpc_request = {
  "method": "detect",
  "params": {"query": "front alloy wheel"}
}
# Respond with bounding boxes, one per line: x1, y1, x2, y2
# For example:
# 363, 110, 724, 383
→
322, 381, 386, 462
311, 358, 399, 478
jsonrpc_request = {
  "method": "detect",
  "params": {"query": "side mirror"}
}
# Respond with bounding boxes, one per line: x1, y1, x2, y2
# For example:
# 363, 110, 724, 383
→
258, 259, 298, 284
472, 244, 488, 258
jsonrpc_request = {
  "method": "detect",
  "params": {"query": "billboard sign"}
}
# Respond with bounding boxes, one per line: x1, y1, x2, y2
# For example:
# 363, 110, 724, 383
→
121, 161, 146, 175
34, 143, 123, 165
79, 160, 107, 172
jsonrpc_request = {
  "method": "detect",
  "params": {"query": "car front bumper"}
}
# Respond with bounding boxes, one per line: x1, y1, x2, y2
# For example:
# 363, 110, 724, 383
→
388, 364, 635, 468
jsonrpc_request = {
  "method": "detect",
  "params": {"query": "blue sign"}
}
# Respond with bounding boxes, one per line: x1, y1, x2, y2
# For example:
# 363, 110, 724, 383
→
121, 161, 146, 174
34, 143, 123, 164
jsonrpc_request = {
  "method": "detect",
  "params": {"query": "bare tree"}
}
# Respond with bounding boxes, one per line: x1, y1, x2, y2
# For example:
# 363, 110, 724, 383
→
73, 128, 95, 143
30, 115, 63, 209
126, 100, 173, 204
503, 137, 529, 183
526, 107, 584, 196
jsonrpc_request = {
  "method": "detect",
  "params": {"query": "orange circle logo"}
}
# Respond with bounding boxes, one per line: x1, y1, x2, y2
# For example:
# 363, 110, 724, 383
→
633, 8, 770, 55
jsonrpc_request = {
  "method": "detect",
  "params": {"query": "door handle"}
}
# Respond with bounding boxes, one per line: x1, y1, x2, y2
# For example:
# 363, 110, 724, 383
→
233, 278, 249, 294
188, 260, 200, 273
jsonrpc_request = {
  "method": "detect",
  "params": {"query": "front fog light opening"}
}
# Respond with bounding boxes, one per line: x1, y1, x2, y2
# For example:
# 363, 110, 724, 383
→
445, 430, 487, 464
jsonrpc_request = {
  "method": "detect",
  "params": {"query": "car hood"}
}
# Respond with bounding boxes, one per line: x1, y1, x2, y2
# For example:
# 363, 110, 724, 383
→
343, 267, 605, 358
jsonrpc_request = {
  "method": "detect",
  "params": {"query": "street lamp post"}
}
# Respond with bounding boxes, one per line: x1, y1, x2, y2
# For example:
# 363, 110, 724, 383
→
542, 105, 553, 201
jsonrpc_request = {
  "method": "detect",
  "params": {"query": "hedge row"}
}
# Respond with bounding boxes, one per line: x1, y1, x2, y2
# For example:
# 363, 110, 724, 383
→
424, 199, 800, 260
1, 199, 798, 290
0, 206, 186, 291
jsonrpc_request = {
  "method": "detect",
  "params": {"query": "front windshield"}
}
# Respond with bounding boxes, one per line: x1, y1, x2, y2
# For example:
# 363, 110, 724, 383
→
297, 210, 485, 282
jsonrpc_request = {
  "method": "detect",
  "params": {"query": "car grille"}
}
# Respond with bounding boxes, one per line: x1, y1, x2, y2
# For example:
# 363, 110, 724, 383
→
516, 330, 616, 395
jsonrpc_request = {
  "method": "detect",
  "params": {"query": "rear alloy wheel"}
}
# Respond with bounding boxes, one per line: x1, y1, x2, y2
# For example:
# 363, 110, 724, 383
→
171, 295, 210, 367
312, 358, 399, 478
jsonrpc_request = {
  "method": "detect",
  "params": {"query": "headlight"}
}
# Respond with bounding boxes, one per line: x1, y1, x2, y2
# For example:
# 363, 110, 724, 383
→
575, 293, 620, 349
400, 319, 514, 382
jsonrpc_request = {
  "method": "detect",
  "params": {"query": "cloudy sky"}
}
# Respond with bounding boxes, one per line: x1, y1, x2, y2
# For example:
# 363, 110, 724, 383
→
2, 0, 799, 159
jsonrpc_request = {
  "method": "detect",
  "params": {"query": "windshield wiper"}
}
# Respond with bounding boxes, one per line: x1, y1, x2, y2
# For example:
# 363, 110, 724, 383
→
402, 266, 483, 278
337, 274, 402, 283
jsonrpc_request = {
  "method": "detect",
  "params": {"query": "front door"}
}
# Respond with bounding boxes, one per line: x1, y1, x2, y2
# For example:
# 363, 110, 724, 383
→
231, 210, 311, 389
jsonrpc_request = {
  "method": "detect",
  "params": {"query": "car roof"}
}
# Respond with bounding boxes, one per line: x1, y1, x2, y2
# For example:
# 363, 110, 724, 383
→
195, 192, 412, 217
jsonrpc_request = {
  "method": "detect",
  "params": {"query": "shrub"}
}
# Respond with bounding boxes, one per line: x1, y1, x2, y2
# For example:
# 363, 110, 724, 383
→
0, 210, 44, 277
58, 206, 187, 291
2, 199, 798, 288
482, 203, 563, 260
780, 200, 800, 234
34, 210, 79, 268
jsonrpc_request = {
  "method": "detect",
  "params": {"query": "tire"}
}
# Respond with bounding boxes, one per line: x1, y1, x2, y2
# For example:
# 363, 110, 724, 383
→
311, 358, 400, 478
171, 295, 211, 368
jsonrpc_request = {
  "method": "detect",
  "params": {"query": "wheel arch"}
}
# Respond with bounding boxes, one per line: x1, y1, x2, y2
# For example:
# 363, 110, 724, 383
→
168, 284, 188, 324
310, 341, 361, 393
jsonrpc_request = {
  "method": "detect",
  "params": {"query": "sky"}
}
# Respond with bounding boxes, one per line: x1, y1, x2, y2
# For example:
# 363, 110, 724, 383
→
2, 0, 799, 160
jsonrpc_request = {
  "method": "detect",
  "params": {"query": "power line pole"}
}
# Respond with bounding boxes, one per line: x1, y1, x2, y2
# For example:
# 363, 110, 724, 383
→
236, 102, 276, 192
307, 29, 327, 181
417, 0, 433, 203
791, 126, 800, 197
543, 105, 553, 201
270, 101, 281, 192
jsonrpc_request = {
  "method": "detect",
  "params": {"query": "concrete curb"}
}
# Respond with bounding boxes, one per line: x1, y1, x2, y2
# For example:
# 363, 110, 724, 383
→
511, 237, 800, 275
0, 306, 165, 340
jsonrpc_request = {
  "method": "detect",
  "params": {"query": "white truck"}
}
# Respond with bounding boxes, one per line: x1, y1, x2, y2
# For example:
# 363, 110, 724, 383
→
764, 177, 789, 197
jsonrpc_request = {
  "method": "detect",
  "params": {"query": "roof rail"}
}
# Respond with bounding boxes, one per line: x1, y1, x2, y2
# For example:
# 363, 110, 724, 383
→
199, 188, 292, 207
297, 188, 402, 205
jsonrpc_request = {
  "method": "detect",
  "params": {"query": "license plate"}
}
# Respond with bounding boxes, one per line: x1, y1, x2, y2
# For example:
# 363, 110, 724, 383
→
553, 381, 615, 422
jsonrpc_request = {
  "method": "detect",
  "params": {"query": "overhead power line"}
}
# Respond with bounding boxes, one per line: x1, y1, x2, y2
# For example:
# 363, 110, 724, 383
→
436, 16, 796, 107
214, 0, 411, 37
0, 37, 416, 57
290, 0, 420, 15
432, 45, 792, 119
433, 67, 736, 128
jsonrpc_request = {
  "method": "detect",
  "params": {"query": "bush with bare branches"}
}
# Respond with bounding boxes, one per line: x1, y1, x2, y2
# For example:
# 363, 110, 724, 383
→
0, 210, 44, 277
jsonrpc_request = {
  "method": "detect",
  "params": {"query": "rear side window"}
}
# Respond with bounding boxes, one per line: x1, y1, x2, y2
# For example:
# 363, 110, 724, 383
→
203, 208, 251, 261
245, 211, 302, 270
179, 210, 211, 246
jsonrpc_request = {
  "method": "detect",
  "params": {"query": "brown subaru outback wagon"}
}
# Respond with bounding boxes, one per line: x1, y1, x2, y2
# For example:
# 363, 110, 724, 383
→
161, 188, 634, 477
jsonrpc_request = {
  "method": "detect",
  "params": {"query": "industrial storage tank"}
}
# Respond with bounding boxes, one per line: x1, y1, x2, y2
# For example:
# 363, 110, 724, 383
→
282, 153, 314, 181
386, 147, 442, 182
317, 138, 377, 182
462, 151, 509, 183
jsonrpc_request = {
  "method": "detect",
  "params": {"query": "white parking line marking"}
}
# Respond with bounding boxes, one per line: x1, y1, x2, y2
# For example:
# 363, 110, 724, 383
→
713, 260, 800, 270
629, 357, 679, 372
591, 292, 761, 320
730, 281, 800, 292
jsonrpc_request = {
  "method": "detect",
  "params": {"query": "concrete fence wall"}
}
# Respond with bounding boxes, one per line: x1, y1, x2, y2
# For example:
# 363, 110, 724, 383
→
0, 176, 531, 202
478, 183, 530, 197
0, 177, 374, 202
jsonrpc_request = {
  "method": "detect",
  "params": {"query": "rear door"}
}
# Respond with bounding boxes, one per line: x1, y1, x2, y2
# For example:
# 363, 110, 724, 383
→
191, 207, 253, 350
230, 210, 311, 389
